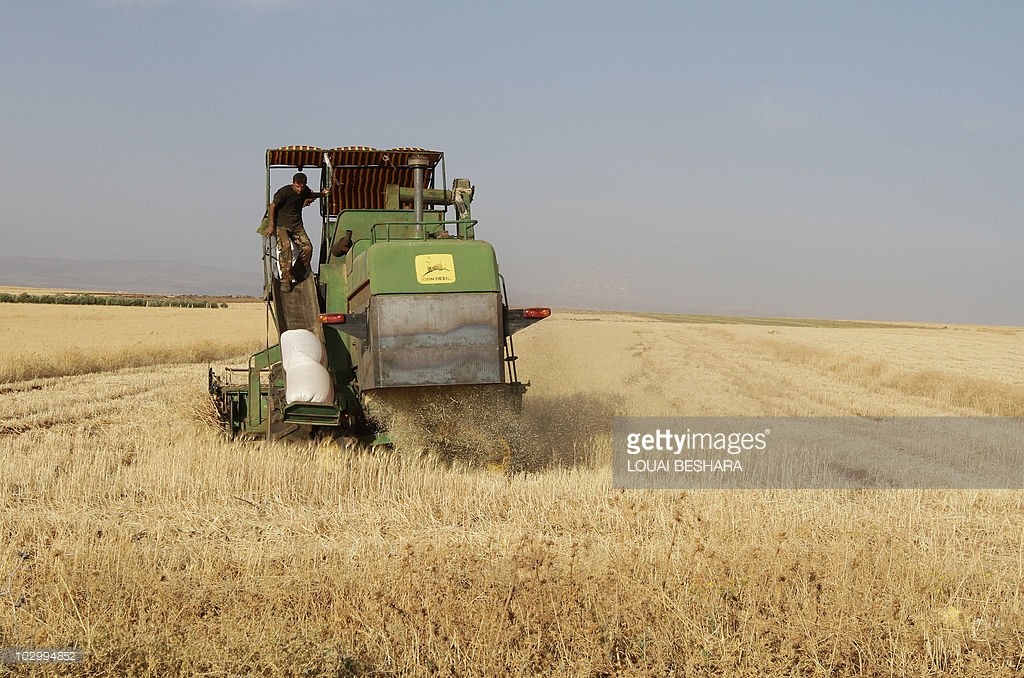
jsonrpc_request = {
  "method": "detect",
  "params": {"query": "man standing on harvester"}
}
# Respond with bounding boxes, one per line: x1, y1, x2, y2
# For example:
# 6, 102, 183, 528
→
267, 172, 323, 292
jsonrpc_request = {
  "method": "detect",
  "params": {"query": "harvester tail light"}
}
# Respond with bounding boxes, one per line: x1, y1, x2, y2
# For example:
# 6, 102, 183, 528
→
523, 308, 551, 319
318, 313, 347, 324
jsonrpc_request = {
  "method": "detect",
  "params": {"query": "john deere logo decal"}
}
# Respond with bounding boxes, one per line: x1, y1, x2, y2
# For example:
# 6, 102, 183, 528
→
415, 254, 456, 284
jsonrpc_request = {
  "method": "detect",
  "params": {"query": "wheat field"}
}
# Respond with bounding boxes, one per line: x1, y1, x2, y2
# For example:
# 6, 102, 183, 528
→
1, 303, 1023, 676
0, 303, 268, 384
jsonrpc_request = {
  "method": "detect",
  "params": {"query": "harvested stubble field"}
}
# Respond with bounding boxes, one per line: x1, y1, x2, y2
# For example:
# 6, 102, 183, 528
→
2, 302, 1024, 676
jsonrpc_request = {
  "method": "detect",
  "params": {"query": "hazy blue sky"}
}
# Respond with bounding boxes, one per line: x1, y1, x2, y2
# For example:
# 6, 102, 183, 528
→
2, 1, 1022, 324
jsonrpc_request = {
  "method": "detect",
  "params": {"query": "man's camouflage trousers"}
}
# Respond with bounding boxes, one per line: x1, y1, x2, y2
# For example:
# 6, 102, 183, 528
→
277, 224, 313, 283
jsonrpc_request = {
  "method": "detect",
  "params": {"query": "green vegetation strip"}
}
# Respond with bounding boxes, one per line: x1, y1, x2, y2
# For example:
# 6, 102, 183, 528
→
0, 292, 227, 308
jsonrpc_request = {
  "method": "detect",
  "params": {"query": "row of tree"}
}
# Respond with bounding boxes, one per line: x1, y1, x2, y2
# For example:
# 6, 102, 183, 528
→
0, 292, 227, 308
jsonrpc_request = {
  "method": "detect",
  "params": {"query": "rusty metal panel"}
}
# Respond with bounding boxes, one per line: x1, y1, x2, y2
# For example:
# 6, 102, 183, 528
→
266, 146, 444, 215
366, 293, 503, 388
266, 145, 324, 168
325, 148, 443, 214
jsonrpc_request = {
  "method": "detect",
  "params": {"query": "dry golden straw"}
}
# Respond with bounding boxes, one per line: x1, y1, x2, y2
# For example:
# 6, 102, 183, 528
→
1, 305, 1023, 675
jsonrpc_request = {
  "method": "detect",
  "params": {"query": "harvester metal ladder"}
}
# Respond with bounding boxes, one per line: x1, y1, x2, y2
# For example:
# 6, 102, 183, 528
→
499, 274, 520, 385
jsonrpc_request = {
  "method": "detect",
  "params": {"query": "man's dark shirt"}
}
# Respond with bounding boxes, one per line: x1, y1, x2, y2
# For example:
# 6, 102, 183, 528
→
272, 184, 314, 229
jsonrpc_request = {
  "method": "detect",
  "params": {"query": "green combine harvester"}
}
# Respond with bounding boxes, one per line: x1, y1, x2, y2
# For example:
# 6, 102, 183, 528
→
209, 146, 549, 456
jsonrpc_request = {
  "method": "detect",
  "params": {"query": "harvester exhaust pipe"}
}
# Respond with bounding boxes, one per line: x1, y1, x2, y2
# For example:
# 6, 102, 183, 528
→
409, 154, 429, 225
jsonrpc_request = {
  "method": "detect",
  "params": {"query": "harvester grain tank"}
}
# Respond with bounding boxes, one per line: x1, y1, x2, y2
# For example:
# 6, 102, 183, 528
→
209, 146, 549, 449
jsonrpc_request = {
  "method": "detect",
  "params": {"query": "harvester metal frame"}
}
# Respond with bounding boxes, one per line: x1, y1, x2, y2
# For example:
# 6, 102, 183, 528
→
209, 146, 550, 446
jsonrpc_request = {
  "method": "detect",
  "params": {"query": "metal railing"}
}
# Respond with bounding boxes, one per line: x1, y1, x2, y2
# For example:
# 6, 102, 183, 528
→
370, 219, 478, 244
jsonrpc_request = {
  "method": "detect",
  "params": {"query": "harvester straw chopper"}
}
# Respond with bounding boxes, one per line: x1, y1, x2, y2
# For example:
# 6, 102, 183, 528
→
209, 146, 549, 463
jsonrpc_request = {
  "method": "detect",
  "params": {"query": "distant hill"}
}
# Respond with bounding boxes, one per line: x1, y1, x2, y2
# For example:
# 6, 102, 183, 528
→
0, 256, 788, 319
0, 256, 260, 296
505, 289, 785, 319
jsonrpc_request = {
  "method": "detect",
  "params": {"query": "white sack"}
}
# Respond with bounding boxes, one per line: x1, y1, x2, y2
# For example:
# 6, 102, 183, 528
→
280, 329, 326, 369
284, 357, 334, 404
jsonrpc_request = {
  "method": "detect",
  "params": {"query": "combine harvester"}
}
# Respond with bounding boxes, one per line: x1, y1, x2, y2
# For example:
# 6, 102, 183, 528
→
209, 146, 549, 463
